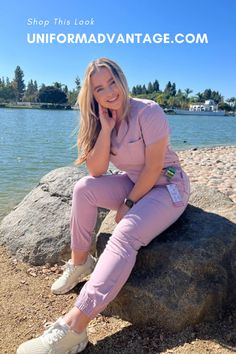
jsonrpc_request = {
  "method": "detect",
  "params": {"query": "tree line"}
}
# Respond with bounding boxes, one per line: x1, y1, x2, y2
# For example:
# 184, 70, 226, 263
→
131, 80, 236, 112
0, 66, 235, 112
0, 66, 81, 108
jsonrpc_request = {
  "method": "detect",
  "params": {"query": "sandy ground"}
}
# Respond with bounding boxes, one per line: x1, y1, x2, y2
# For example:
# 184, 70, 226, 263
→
0, 145, 236, 354
178, 145, 236, 203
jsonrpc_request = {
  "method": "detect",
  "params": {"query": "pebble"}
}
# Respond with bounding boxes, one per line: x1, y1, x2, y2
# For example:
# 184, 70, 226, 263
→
177, 146, 236, 203
29, 272, 37, 277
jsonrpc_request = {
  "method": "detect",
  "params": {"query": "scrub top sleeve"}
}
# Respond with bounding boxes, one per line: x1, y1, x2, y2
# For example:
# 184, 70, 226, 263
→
139, 102, 170, 146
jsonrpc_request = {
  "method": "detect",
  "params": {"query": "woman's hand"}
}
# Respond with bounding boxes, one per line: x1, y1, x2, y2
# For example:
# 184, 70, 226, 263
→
115, 203, 130, 223
99, 104, 117, 133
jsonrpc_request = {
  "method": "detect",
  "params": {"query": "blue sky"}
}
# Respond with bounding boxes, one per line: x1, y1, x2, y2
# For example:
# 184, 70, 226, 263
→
0, 0, 235, 99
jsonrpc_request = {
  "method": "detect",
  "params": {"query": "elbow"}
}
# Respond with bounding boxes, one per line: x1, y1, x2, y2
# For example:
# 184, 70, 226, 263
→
89, 172, 104, 177
87, 167, 107, 177
86, 161, 108, 177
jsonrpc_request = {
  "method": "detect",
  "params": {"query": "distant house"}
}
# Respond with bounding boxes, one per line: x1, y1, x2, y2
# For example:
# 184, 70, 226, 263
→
190, 100, 219, 112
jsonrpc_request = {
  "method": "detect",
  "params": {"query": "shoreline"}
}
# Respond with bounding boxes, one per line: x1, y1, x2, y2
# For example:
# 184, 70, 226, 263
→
176, 144, 236, 151
0, 104, 72, 111
175, 143, 236, 153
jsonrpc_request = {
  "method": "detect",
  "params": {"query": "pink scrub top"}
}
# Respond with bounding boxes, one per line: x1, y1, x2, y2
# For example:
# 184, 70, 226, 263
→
110, 97, 182, 186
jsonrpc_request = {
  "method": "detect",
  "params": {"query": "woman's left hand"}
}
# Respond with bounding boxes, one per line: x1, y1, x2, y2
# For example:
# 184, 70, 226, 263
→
115, 203, 130, 223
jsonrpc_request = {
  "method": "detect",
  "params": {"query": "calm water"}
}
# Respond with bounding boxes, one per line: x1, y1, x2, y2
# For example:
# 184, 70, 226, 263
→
0, 108, 235, 220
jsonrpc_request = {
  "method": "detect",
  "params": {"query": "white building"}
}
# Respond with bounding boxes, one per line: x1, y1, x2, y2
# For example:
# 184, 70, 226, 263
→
190, 99, 219, 112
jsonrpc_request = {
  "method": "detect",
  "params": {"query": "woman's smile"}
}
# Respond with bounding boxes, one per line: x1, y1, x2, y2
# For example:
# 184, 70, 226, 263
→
107, 95, 119, 103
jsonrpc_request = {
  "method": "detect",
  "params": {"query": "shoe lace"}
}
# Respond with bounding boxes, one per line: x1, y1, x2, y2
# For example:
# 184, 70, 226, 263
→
42, 320, 68, 345
61, 261, 75, 280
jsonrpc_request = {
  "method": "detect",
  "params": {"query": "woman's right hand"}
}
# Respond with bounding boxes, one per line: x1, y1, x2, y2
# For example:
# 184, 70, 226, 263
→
98, 104, 117, 133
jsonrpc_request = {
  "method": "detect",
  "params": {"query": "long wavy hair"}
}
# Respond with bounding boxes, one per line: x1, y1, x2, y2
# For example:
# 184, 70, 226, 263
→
75, 58, 130, 165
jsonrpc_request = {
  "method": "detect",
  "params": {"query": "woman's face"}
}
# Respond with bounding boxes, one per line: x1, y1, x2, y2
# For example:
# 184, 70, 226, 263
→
91, 67, 124, 112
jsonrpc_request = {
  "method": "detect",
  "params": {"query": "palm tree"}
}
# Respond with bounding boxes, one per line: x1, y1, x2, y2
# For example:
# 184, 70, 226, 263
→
226, 97, 236, 110
184, 88, 193, 98
195, 92, 204, 102
156, 93, 167, 107
53, 82, 62, 89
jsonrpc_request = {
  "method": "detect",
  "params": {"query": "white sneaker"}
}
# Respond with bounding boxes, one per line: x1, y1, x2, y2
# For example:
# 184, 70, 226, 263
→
51, 255, 96, 295
17, 317, 88, 354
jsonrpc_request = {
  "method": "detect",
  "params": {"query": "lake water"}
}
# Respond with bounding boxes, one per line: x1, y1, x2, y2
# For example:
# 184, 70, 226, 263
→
0, 108, 235, 221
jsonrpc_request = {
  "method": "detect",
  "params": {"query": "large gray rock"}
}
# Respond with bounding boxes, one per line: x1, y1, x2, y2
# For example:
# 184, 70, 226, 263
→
0, 166, 108, 265
96, 185, 236, 332
1, 166, 236, 333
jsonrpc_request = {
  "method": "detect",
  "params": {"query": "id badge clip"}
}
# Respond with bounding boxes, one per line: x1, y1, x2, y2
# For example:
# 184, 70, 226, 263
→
164, 166, 176, 180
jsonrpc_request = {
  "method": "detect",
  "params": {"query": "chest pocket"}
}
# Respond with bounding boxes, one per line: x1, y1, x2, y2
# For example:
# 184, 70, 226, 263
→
126, 137, 145, 164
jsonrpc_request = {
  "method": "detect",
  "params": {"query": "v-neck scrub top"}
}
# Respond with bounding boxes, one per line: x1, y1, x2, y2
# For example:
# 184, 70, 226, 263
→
110, 97, 182, 186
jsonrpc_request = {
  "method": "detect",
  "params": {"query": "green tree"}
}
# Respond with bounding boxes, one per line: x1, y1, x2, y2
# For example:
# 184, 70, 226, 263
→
156, 92, 168, 107
33, 80, 38, 93
0, 85, 16, 102
195, 92, 204, 102
141, 84, 147, 94
196, 89, 223, 104
0, 78, 4, 87
211, 90, 223, 104
203, 89, 212, 100
67, 89, 78, 106
226, 97, 236, 111
218, 102, 232, 112
53, 82, 62, 89
164, 81, 172, 96
63, 85, 69, 95
24, 79, 38, 102
26, 80, 35, 96
171, 82, 176, 96
168, 96, 179, 108
131, 86, 137, 95
75, 76, 81, 91
147, 82, 154, 94
184, 88, 193, 98
13, 66, 25, 101
38, 86, 68, 104
153, 79, 160, 92
164, 81, 176, 97
135, 85, 142, 95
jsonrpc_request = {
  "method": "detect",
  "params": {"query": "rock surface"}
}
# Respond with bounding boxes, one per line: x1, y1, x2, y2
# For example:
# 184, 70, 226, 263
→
0, 167, 108, 265
96, 185, 236, 332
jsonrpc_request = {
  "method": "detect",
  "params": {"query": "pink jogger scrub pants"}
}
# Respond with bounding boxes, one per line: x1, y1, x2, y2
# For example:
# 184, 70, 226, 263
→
71, 171, 190, 319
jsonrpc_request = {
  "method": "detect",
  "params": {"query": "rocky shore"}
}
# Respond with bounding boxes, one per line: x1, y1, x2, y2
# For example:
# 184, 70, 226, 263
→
178, 145, 236, 203
0, 144, 235, 353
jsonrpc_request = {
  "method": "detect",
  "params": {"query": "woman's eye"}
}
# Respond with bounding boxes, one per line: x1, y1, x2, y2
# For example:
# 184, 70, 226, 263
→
95, 81, 115, 93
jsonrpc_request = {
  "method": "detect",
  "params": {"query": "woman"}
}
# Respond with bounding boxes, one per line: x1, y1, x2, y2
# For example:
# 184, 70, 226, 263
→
17, 58, 190, 354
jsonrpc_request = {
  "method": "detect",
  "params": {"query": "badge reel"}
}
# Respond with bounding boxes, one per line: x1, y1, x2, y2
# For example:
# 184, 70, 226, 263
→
164, 167, 184, 207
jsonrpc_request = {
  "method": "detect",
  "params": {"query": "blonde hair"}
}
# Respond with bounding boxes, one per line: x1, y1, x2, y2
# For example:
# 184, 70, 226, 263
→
75, 57, 130, 165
